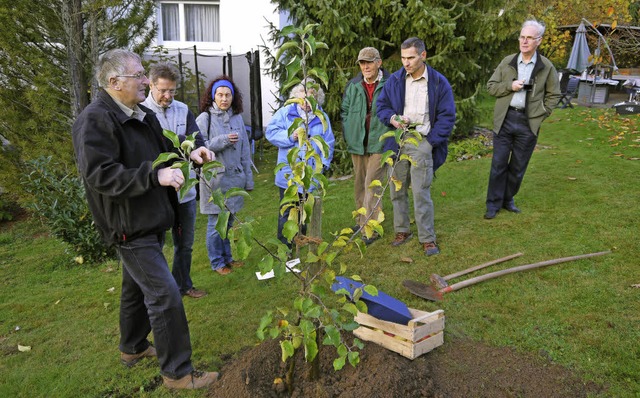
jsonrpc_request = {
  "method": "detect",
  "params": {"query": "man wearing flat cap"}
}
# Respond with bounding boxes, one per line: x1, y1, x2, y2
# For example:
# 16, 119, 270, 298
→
341, 47, 392, 245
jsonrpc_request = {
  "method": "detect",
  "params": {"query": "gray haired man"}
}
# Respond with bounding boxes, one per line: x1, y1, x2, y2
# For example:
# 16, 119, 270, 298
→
142, 62, 207, 299
72, 49, 217, 389
485, 20, 561, 219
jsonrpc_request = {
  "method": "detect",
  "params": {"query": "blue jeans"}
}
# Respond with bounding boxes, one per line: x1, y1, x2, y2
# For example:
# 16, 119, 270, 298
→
171, 199, 196, 294
117, 234, 193, 379
486, 109, 538, 211
206, 214, 233, 270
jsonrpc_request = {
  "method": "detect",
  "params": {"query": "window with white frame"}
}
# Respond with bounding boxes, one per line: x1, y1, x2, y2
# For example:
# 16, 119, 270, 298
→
159, 1, 220, 43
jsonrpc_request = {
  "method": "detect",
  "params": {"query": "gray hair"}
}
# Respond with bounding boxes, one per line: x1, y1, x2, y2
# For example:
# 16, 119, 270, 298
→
522, 19, 546, 37
289, 78, 325, 106
148, 62, 180, 84
401, 37, 426, 54
95, 49, 141, 88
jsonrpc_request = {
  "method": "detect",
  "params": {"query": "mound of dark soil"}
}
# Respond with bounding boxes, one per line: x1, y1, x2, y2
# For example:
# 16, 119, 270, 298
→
207, 336, 604, 397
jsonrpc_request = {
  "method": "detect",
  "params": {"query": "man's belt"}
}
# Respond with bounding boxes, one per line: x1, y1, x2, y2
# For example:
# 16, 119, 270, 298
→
508, 106, 525, 113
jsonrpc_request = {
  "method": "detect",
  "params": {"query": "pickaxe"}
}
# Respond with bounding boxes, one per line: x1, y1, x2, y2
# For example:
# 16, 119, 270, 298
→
404, 251, 612, 302
429, 252, 523, 290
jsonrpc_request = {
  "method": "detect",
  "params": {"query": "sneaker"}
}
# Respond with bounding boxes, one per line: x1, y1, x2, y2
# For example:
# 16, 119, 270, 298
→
183, 288, 207, 299
215, 266, 232, 275
120, 345, 157, 367
227, 260, 244, 268
163, 370, 219, 390
423, 241, 440, 256
391, 232, 413, 247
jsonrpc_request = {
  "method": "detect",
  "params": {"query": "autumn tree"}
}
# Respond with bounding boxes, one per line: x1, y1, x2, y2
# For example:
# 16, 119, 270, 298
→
528, 0, 639, 68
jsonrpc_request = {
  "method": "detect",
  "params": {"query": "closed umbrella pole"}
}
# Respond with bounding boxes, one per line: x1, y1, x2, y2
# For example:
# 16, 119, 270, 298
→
567, 21, 591, 73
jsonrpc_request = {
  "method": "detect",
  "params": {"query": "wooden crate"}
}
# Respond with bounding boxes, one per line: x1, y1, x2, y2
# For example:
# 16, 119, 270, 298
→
353, 308, 444, 360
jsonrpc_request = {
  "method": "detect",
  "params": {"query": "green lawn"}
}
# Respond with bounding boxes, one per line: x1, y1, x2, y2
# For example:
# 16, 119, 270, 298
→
1, 106, 639, 397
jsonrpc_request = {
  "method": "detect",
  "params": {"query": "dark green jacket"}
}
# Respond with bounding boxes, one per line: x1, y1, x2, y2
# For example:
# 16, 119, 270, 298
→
341, 69, 392, 155
487, 52, 561, 135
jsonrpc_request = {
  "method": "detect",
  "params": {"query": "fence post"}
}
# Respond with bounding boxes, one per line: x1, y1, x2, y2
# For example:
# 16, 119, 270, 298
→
178, 51, 185, 101
193, 45, 201, 105
227, 51, 233, 79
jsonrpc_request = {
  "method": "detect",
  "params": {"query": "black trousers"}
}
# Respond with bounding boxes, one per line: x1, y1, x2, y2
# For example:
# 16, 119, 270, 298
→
486, 108, 538, 211
117, 234, 193, 379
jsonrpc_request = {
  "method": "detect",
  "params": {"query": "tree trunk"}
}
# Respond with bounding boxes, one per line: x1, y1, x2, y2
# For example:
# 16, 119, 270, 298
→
61, 0, 89, 116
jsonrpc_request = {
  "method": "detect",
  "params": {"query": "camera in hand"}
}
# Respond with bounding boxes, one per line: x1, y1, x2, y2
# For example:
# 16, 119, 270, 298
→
522, 80, 533, 91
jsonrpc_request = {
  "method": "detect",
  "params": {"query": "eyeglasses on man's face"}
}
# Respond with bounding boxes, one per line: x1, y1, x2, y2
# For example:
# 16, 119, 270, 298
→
116, 71, 147, 80
518, 36, 541, 42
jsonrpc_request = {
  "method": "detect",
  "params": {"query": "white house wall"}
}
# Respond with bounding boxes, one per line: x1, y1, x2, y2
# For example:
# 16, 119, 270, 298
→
147, 0, 285, 127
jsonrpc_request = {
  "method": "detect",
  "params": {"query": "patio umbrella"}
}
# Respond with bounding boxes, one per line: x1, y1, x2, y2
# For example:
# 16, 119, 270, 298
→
566, 21, 592, 73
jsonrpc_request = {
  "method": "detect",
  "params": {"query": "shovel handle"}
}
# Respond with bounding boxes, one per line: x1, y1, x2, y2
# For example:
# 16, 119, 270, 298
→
441, 251, 611, 293
444, 252, 523, 281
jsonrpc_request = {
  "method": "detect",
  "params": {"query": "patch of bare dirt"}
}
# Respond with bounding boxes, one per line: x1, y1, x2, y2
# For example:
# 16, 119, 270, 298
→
207, 336, 604, 398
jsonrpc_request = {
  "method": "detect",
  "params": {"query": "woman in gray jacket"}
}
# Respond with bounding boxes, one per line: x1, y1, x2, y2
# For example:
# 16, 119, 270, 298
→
196, 76, 254, 275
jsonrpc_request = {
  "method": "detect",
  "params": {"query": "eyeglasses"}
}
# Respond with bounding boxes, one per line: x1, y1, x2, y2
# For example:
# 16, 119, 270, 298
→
155, 88, 177, 95
115, 71, 146, 80
518, 36, 541, 42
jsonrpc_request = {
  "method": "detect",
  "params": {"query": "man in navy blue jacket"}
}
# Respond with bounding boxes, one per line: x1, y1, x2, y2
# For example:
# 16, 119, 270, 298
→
377, 37, 456, 256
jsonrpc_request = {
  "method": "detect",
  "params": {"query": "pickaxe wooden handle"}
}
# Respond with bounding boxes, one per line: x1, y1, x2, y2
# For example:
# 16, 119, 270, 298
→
442, 252, 524, 281
440, 250, 612, 294
405, 250, 612, 302
430, 253, 523, 289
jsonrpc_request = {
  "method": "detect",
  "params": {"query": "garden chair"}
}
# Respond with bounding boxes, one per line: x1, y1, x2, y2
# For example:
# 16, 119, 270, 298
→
557, 76, 580, 109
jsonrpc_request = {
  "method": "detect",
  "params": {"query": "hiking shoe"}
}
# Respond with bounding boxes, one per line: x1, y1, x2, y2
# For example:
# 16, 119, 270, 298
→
214, 266, 232, 275
120, 345, 157, 367
391, 232, 413, 247
423, 241, 440, 256
163, 370, 219, 390
183, 288, 207, 299
227, 260, 244, 268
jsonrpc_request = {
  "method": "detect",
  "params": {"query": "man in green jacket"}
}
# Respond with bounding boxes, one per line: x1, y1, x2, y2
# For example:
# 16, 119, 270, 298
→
485, 19, 561, 219
341, 47, 392, 245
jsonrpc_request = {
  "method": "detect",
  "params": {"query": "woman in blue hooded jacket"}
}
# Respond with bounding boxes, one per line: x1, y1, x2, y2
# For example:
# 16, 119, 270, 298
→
266, 79, 335, 246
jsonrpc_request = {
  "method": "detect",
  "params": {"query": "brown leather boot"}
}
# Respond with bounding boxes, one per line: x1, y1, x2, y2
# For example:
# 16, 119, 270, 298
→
120, 345, 157, 367
163, 370, 219, 390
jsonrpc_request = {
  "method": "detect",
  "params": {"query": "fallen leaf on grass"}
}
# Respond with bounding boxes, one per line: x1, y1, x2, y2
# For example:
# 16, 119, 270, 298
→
567, 177, 577, 181
631, 284, 640, 288
54, 299, 61, 305
400, 257, 414, 263
628, 157, 640, 161
18, 345, 31, 352
107, 287, 115, 293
